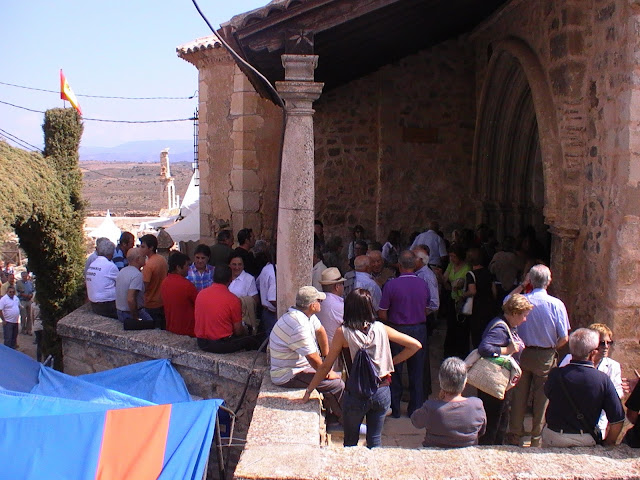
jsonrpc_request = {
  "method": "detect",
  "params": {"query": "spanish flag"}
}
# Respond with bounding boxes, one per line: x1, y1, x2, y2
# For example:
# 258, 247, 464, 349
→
60, 69, 82, 116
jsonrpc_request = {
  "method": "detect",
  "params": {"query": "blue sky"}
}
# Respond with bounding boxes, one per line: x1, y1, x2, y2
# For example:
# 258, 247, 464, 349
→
1, 0, 268, 149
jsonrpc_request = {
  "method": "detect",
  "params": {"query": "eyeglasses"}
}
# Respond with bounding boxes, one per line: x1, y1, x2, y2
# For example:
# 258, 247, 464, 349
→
599, 340, 614, 348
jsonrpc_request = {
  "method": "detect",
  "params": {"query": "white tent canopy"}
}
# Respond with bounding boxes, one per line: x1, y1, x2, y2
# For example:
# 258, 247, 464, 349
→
164, 205, 200, 243
88, 210, 121, 244
180, 171, 199, 217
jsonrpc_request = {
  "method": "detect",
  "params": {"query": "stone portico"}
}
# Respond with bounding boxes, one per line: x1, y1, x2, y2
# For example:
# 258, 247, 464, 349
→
178, 0, 640, 373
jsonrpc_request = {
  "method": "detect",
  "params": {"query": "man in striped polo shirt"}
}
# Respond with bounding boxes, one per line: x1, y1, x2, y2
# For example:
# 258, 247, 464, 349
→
269, 286, 344, 421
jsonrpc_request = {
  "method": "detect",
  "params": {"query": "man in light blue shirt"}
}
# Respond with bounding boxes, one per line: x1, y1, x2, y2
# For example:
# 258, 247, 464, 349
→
353, 256, 382, 311
506, 264, 570, 447
412, 246, 439, 313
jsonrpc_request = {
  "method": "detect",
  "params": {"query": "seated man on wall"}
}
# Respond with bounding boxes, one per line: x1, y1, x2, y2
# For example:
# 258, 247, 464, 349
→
85, 239, 118, 319
542, 328, 625, 447
269, 286, 344, 423
139, 233, 168, 329
194, 265, 263, 354
162, 252, 198, 337
115, 248, 154, 329
112, 231, 135, 270
187, 244, 214, 292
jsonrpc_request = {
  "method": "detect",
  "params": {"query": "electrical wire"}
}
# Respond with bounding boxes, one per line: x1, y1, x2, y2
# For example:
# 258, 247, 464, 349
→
0, 81, 197, 100
0, 99, 195, 123
82, 168, 139, 182
0, 133, 35, 152
0, 127, 42, 152
190, 0, 287, 251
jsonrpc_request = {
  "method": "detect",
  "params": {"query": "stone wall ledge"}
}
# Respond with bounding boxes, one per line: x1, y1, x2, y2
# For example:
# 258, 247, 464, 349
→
57, 303, 267, 388
242, 375, 324, 449
236, 376, 640, 480
236, 442, 640, 480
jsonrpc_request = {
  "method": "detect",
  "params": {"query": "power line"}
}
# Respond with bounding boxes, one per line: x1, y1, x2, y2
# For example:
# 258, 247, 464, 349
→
82, 167, 139, 182
0, 132, 35, 152
0, 127, 42, 152
0, 81, 197, 100
0, 99, 196, 123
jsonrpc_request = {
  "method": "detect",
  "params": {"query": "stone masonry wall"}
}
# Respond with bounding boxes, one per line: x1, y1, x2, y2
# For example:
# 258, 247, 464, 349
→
58, 304, 268, 476
472, 0, 640, 372
314, 37, 477, 247
183, 46, 281, 245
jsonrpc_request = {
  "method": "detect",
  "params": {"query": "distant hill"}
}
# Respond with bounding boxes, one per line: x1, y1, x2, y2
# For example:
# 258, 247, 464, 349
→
79, 139, 193, 163
80, 161, 193, 216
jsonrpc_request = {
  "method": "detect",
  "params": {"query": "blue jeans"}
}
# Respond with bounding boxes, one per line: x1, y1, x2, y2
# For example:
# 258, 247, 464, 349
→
261, 308, 277, 338
3, 321, 18, 348
390, 323, 427, 416
342, 386, 391, 448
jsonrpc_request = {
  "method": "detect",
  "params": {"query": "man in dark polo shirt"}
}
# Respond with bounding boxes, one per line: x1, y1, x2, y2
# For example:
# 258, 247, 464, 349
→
234, 228, 259, 277
543, 328, 624, 447
194, 265, 263, 353
378, 250, 429, 418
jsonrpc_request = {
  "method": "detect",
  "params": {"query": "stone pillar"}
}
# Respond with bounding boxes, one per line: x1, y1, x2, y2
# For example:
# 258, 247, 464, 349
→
275, 55, 324, 316
548, 224, 579, 309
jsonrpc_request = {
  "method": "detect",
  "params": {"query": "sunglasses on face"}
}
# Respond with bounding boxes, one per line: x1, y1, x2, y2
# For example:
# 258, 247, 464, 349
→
599, 340, 614, 348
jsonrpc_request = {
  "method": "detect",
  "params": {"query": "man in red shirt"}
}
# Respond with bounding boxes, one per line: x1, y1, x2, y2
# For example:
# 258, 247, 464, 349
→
161, 252, 198, 337
195, 264, 263, 353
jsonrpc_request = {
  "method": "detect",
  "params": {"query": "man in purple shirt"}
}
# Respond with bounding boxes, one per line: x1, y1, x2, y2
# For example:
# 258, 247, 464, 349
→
378, 250, 429, 418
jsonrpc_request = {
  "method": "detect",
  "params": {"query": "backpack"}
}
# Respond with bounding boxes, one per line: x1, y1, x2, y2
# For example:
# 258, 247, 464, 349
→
345, 347, 380, 399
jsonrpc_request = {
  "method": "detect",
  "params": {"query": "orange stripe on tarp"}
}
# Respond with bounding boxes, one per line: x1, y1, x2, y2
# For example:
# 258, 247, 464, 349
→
95, 404, 171, 480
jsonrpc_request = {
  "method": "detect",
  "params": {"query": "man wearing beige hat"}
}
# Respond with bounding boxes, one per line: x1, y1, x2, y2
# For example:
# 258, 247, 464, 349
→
270, 285, 344, 421
316, 267, 345, 345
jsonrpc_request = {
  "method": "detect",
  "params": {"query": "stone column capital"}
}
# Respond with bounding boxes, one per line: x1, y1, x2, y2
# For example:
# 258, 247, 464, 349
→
281, 54, 318, 81
548, 224, 580, 239
275, 81, 324, 115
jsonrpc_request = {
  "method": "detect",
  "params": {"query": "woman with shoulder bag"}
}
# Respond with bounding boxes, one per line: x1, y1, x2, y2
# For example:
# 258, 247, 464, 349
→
443, 243, 470, 359
461, 247, 498, 350
301, 288, 421, 448
476, 294, 532, 445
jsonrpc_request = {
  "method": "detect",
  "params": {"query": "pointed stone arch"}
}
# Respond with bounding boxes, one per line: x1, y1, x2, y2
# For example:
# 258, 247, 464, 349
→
472, 36, 579, 295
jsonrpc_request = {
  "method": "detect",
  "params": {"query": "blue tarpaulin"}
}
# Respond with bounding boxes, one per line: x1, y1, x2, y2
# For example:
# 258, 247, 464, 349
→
0, 345, 221, 480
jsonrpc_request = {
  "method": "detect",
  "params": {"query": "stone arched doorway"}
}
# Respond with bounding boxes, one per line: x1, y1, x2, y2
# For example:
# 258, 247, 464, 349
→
473, 37, 579, 300
474, 48, 546, 250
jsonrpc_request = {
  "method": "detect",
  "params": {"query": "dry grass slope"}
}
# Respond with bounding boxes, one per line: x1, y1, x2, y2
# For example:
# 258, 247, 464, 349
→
81, 161, 192, 216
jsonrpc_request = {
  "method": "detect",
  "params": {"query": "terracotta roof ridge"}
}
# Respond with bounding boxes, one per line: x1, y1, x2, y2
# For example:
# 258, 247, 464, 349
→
176, 34, 222, 56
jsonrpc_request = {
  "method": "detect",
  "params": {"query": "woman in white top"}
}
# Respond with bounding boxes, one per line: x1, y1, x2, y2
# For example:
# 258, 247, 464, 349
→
228, 255, 259, 301
559, 323, 628, 438
302, 288, 421, 448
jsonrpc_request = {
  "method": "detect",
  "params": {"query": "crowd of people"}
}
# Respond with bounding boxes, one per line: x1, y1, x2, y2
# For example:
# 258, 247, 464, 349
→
0, 263, 40, 356
12, 219, 637, 450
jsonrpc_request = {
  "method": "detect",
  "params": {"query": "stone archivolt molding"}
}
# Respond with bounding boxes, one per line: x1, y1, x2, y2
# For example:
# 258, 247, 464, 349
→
473, 36, 575, 232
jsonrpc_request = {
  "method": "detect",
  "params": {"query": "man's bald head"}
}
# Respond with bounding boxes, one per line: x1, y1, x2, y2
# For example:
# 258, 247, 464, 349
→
126, 247, 146, 268
354, 255, 371, 272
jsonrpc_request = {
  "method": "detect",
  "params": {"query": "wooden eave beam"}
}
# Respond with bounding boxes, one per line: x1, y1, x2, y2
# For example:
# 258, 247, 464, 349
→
234, 0, 407, 53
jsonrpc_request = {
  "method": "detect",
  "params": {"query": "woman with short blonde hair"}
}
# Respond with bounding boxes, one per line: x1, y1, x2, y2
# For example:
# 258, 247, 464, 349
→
475, 294, 532, 445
